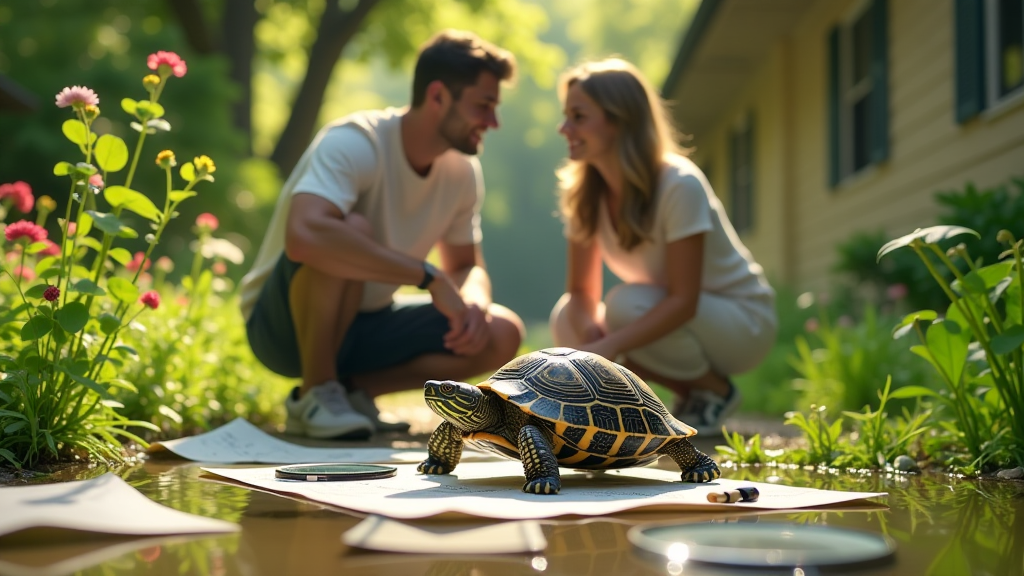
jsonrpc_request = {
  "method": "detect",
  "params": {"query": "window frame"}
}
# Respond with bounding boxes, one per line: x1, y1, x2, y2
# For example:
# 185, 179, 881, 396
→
984, 0, 1024, 107
838, 1, 875, 180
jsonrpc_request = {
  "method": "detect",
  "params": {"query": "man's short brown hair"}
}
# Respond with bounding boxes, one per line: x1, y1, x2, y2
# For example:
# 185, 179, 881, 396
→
411, 30, 516, 107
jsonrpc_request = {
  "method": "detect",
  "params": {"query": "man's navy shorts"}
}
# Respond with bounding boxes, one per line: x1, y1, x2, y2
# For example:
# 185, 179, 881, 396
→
245, 254, 451, 379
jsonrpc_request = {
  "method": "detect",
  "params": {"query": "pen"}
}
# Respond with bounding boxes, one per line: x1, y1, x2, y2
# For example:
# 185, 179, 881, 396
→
707, 486, 760, 503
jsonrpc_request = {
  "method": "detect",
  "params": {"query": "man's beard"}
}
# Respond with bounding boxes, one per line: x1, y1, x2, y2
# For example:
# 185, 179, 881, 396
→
439, 106, 480, 155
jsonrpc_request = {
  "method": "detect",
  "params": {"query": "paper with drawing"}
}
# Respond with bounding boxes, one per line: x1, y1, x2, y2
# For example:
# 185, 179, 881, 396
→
203, 461, 886, 520
149, 418, 492, 464
0, 473, 238, 538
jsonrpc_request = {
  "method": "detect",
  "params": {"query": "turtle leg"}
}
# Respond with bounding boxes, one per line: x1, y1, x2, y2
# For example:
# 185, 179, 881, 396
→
518, 424, 561, 494
418, 421, 463, 475
662, 438, 720, 483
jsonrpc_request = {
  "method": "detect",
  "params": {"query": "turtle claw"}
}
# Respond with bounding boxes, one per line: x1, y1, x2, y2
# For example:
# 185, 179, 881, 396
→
523, 477, 561, 495
417, 458, 453, 475
681, 462, 721, 483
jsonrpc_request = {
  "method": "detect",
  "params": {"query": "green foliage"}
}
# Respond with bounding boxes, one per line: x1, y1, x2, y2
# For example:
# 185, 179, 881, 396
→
0, 51, 212, 468
880, 225, 1024, 469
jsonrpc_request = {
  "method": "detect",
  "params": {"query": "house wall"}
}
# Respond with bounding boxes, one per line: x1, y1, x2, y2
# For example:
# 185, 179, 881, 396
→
686, 0, 1024, 296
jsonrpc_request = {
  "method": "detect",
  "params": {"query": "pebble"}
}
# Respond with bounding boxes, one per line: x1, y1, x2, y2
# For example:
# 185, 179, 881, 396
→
996, 467, 1023, 480
893, 455, 918, 472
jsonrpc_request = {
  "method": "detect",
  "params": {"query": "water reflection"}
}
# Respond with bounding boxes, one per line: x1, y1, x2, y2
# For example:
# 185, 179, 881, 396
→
0, 462, 1020, 576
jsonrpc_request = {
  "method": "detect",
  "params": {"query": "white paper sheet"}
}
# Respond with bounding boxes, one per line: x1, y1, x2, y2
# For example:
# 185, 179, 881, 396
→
0, 473, 239, 538
342, 516, 547, 554
203, 461, 887, 520
149, 418, 493, 464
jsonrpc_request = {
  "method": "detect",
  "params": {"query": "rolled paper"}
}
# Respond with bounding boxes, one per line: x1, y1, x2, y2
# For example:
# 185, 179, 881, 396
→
706, 486, 760, 503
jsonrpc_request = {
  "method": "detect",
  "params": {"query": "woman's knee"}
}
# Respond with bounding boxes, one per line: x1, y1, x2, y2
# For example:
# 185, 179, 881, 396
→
605, 284, 666, 330
548, 293, 573, 346
486, 304, 525, 367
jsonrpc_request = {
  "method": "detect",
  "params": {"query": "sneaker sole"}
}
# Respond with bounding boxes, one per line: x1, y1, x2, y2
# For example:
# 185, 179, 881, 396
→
285, 416, 374, 440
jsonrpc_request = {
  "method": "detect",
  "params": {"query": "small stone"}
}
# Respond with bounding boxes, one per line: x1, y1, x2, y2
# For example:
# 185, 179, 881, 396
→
893, 455, 918, 472
996, 467, 1024, 480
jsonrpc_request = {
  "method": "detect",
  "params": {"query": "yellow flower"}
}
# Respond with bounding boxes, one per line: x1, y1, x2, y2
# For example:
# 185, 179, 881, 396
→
38, 195, 57, 213
143, 74, 161, 91
194, 155, 216, 175
82, 104, 100, 121
156, 150, 177, 169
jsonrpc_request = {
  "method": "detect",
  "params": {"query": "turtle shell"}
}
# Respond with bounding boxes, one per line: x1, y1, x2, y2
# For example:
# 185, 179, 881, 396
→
479, 347, 696, 470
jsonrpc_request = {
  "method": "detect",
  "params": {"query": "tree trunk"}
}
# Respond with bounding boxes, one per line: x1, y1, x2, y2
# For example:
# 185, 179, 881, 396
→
165, 0, 216, 54
269, 0, 383, 175
221, 0, 258, 151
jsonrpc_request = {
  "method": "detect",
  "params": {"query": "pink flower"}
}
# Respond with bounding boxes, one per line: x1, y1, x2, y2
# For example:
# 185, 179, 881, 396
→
5, 220, 47, 243
886, 283, 908, 301
837, 315, 854, 328
212, 261, 227, 275
195, 212, 219, 232
66, 222, 77, 237
155, 256, 174, 273
126, 251, 151, 273
139, 290, 160, 309
43, 285, 60, 302
0, 181, 34, 213
89, 174, 104, 190
804, 317, 820, 333
37, 239, 61, 257
54, 86, 100, 109
12, 265, 35, 282
147, 51, 187, 78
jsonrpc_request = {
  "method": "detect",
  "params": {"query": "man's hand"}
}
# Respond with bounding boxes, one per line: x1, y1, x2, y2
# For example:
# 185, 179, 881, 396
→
427, 273, 471, 347
444, 303, 491, 356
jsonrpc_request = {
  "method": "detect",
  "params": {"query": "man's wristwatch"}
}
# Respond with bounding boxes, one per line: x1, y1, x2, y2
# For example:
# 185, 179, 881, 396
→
417, 261, 438, 290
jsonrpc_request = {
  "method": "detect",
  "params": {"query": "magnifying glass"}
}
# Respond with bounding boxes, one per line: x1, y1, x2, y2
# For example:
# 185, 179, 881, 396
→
274, 463, 397, 482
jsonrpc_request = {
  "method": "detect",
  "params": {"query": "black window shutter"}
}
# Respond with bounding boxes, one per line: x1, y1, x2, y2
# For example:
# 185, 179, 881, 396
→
869, 0, 890, 163
746, 114, 755, 232
955, 0, 986, 122
828, 27, 841, 187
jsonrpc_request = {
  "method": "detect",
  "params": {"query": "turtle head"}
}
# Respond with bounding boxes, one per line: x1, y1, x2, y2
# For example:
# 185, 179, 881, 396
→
424, 380, 497, 431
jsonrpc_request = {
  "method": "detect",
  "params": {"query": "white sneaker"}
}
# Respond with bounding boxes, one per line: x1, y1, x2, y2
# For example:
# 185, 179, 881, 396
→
284, 381, 374, 440
674, 380, 742, 435
348, 389, 412, 434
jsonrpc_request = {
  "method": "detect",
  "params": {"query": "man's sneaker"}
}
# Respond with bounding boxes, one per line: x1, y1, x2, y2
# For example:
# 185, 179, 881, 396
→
284, 381, 374, 440
348, 389, 412, 434
674, 380, 742, 435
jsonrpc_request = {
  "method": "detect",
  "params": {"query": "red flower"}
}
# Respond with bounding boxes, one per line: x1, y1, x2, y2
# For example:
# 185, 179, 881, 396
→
147, 51, 187, 78
5, 220, 47, 243
0, 181, 34, 213
126, 251, 151, 273
195, 212, 219, 232
43, 285, 60, 301
212, 261, 227, 275
139, 290, 160, 309
37, 239, 61, 257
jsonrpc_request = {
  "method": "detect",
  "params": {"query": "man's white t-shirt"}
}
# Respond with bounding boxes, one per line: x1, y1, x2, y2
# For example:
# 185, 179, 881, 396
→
591, 153, 773, 300
240, 107, 483, 320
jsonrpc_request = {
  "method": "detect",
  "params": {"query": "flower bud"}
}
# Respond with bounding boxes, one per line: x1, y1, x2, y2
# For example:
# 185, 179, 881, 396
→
82, 104, 100, 121
156, 150, 177, 169
997, 229, 1015, 244
143, 74, 161, 91
37, 195, 57, 214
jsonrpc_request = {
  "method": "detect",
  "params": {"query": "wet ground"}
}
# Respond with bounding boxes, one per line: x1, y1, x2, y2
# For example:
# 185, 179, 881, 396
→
2, 406, 1023, 576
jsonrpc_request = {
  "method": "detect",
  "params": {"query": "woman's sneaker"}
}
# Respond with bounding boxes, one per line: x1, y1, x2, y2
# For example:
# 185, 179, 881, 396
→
348, 389, 412, 434
284, 381, 374, 440
673, 380, 742, 435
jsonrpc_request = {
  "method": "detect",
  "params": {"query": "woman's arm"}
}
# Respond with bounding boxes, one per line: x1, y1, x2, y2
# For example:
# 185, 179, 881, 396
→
593, 232, 704, 357
563, 238, 606, 343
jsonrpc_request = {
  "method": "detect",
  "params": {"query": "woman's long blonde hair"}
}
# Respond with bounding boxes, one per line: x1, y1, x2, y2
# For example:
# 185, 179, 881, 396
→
556, 58, 684, 251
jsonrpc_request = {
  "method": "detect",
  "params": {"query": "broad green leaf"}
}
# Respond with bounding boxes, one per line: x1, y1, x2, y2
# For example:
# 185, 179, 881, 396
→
121, 98, 137, 115
71, 278, 106, 296
53, 161, 74, 176
991, 324, 1024, 355
38, 268, 61, 281
888, 385, 942, 399
104, 186, 160, 222
54, 302, 89, 333
976, 261, 1014, 287
25, 241, 50, 255
877, 226, 980, 261
84, 210, 124, 235
104, 378, 137, 393
78, 212, 94, 237
957, 271, 988, 295
94, 134, 129, 173
179, 162, 196, 182
108, 247, 132, 266
21, 316, 53, 340
34, 256, 59, 275
67, 372, 111, 399
4, 421, 26, 434
98, 312, 121, 334
926, 319, 970, 385
169, 190, 196, 202
62, 119, 89, 145
76, 236, 103, 252
118, 226, 139, 239
24, 284, 48, 299
113, 344, 138, 357
106, 277, 139, 303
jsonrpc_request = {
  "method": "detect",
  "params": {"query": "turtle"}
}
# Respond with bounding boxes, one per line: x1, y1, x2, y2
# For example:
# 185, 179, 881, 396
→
417, 347, 720, 494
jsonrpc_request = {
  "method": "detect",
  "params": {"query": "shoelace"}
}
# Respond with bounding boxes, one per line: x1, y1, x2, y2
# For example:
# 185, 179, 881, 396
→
312, 382, 355, 415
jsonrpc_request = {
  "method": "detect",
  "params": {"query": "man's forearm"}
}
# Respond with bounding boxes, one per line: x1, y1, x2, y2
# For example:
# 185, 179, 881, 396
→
450, 265, 492, 309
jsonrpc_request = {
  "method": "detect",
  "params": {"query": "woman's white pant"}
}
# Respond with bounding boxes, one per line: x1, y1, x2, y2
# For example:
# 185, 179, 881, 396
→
549, 284, 777, 380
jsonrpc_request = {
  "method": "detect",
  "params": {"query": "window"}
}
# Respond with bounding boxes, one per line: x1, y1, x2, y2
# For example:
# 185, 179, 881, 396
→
828, 0, 889, 186
729, 114, 754, 234
957, 0, 1024, 120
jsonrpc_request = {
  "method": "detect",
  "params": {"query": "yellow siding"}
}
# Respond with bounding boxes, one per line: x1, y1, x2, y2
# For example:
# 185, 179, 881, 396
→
684, 0, 1024, 295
